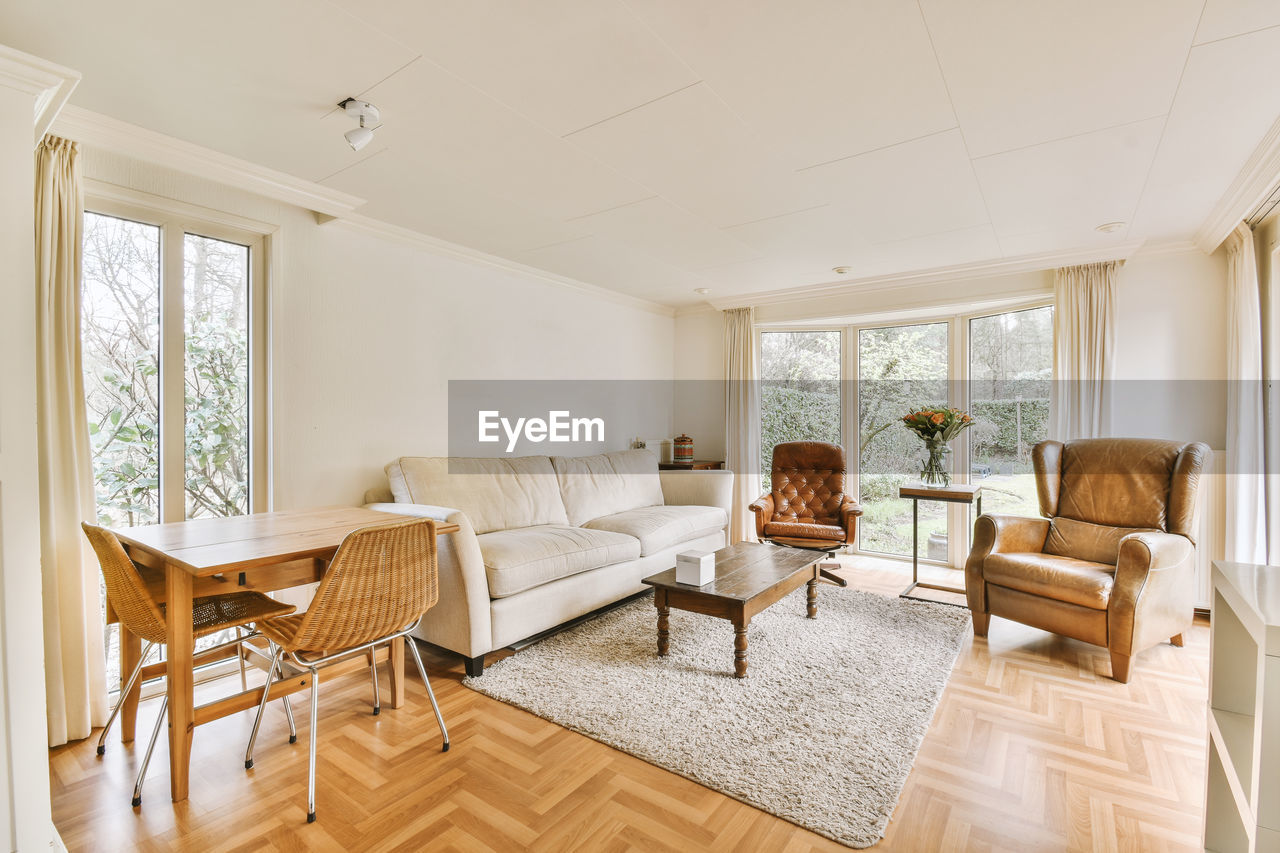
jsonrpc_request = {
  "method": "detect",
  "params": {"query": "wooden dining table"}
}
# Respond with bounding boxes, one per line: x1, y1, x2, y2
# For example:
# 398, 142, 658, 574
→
109, 505, 458, 802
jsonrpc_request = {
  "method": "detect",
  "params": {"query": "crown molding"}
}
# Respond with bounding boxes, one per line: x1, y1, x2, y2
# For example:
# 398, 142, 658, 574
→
1132, 239, 1203, 257
706, 241, 1145, 310
0, 45, 80, 145
1195, 112, 1280, 253
333, 213, 676, 318
672, 303, 719, 319
51, 106, 366, 218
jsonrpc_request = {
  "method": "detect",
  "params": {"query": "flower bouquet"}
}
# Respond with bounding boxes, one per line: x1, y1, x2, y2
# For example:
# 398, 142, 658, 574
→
901, 406, 975, 488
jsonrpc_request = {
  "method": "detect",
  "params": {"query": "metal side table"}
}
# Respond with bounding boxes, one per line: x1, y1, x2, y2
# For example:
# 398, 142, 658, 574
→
899, 482, 981, 606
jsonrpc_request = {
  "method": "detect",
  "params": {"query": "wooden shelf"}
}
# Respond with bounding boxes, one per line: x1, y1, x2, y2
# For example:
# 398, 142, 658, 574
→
1205, 561, 1280, 851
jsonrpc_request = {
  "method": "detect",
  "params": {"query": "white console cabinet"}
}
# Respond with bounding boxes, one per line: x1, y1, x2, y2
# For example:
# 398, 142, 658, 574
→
1205, 561, 1280, 852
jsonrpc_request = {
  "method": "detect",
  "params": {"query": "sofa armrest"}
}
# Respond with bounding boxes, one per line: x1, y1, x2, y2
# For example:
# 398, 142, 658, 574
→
660, 469, 734, 520
1108, 531, 1195, 655
366, 502, 493, 658
748, 493, 774, 539
965, 514, 1050, 613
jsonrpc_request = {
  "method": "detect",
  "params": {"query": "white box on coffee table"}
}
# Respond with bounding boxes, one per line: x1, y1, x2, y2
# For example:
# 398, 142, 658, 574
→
676, 550, 715, 586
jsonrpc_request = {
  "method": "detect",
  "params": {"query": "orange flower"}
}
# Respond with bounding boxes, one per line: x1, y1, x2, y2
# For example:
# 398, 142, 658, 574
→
930, 412, 945, 425
961, 414, 972, 422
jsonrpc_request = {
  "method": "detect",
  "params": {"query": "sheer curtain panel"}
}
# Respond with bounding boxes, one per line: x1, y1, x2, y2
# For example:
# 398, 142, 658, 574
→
724, 308, 761, 544
1225, 223, 1267, 564
35, 135, 107, 746
1051, 261, 1119, 441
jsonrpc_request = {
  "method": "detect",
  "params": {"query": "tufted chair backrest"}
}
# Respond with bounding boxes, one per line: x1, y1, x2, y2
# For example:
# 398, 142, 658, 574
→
769, 441, 847, 525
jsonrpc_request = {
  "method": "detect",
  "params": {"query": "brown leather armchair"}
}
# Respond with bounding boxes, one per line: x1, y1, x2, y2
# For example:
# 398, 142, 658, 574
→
965, 437, 1210, 683
749, 441, 863, 586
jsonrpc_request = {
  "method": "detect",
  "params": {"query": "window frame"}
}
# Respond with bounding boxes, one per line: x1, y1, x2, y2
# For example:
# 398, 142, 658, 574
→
758, 295, 1053, 567
84, 181, 274, 523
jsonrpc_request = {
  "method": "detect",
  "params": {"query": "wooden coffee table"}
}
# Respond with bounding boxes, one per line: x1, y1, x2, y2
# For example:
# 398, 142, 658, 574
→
641, 542, 825, 678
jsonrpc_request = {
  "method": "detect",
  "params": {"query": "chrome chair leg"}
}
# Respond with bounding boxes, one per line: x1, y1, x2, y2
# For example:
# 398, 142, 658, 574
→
281, 692, 297, 745
407, 638, 449, 752
270, 642, 297, 744
307, 666, 320, 823
237, 627, 249, 691
369, 650, 380, 716
131, 694, 167, 807
245, 647, 282, 769
98, 640, 157, 756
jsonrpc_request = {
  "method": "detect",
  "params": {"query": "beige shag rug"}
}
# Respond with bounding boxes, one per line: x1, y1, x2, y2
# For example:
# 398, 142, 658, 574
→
464, 586, 970, 848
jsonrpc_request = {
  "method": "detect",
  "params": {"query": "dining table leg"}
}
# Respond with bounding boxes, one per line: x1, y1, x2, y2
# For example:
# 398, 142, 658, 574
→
165, 563, 195, 801
388, 636, 405, 709
119, 624, 142, 743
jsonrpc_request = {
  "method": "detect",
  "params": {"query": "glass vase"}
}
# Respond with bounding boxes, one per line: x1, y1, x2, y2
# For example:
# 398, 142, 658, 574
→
920, 438, 951, 488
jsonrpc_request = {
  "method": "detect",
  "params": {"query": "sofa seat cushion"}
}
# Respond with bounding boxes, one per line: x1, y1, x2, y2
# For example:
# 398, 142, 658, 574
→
477, 525, 641, 599
763, 520, 845, 541
583, 505, 728, 556
983, 552, 1115, 610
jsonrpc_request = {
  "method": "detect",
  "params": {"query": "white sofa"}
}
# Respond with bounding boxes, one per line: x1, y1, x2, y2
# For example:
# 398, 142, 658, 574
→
364, 449, 732, 675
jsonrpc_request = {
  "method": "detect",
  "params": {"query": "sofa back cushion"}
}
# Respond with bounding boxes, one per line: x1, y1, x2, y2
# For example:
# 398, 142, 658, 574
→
551, 449, 665, 526
385, 456, 568, 535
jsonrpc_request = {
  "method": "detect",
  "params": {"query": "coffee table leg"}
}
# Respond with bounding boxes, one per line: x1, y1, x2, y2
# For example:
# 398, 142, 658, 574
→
656, 590, 669, 657
807, 576, 818, 619
733, 617, 748, 678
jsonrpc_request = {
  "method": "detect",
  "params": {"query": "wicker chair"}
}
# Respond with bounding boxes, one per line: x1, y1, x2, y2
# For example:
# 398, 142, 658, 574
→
81, 522, 297, 806
244, 517, 449, 823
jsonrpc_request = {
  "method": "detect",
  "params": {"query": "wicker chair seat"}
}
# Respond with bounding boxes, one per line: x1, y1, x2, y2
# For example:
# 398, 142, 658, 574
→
187, 592, 296, 641
256, 613, 306, 651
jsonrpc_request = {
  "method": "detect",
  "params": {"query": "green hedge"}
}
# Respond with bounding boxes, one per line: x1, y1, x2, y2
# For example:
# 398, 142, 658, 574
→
970, 397, 1048, 459
760, 384, 840, 482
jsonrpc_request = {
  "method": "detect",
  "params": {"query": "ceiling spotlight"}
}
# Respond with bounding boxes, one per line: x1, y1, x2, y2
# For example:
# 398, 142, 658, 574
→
832, 266, 852, 275
694, 287, 711, 295
339, 98, 381, 152
1095, 221, 1125, 233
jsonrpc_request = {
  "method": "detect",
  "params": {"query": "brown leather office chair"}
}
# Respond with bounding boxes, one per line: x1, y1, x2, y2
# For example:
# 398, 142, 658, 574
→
749, 441, 863, 587
965, 437, 1210, 683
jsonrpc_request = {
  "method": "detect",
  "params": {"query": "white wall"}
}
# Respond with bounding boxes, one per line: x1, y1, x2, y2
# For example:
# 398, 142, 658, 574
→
79, 150, 676, 509
0, 85, 58, 852
1112, 247, 1229, 448
673, 308, 726, 461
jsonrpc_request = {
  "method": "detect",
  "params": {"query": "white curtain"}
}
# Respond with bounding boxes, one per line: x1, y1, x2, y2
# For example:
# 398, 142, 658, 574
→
1051, 261, 1120, 440
1265, 240, 1280, 565
723, 307, 761, 544
1225, 223, 1267, 564
36, 135, 107, 746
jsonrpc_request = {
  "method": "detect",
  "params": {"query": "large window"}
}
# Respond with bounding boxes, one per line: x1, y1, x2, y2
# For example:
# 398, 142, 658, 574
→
83, 207, 264, 525
82, 214, 162, 526
968, 306, 1053, 518
759, 330, 841, 489
82, 198, 267, 688
758, 302, 1053, 566
857, 322, 950, 558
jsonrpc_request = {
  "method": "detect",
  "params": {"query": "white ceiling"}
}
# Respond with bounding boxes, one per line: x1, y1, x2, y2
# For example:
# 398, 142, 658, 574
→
5, 0, 1280, 307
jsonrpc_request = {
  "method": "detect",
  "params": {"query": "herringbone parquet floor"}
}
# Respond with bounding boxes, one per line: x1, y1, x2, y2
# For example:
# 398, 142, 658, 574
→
48, 558, 1209, 852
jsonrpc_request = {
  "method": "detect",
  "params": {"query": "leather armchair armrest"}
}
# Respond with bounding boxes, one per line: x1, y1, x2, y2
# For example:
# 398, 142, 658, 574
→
840, 496, 862, 545
1108, 531, 1194, 656
965, 514, 1050, 613
747, 493, 774, 539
